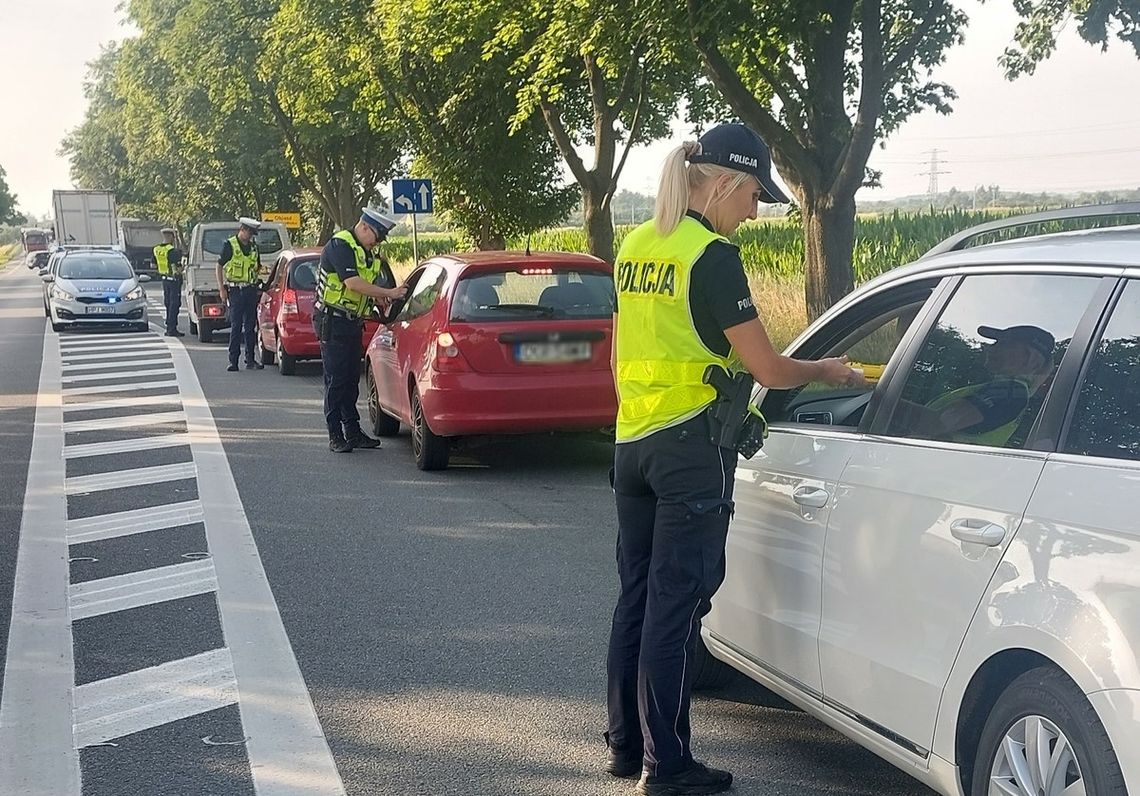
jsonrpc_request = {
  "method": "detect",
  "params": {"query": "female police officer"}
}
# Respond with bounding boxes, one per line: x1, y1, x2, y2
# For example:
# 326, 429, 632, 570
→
605, 123, 860, 795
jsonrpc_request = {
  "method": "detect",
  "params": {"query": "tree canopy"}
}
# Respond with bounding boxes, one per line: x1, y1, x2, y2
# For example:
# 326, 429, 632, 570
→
0, 166, 25, 226
1001, 0, 1140, 77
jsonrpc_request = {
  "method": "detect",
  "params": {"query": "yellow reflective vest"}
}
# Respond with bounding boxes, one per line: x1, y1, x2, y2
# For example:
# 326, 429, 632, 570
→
153, 243, 179, 278
222, 236, 259, 285
614, 216, 740, 442
316, 230, 381, 319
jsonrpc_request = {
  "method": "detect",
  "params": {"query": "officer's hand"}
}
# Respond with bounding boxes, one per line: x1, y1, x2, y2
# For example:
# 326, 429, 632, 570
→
817, 355, 866, 388
219, 287, 228, 303
385, 284, 410, 301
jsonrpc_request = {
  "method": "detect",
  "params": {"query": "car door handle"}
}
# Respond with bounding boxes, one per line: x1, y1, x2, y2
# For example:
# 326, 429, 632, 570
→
792, 486, 829, 509
950, 519, 1007, 547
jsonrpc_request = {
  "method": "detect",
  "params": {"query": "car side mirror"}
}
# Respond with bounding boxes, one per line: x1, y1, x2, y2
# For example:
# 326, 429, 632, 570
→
41, 273, 55, 283
138, 273, 152, 282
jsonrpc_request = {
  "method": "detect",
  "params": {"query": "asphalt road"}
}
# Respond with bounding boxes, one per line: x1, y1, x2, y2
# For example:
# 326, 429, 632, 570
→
0, 257, 933, 796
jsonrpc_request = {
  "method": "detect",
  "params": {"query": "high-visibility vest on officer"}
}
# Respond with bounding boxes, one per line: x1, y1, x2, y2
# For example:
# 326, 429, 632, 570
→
154, 227, 185, 337
216, 217, 264, 371
314, 207, 408, 453
603, 123, 859, 796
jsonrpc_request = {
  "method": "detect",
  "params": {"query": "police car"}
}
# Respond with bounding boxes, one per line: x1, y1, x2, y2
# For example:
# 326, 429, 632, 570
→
41, 248, 151, 333
698, 204, 1140, 796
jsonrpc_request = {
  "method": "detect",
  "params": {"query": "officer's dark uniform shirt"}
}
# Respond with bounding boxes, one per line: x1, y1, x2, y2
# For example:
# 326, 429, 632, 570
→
218, 238, 256, 273
616, 210, 758, 357
321, 235, 367, 282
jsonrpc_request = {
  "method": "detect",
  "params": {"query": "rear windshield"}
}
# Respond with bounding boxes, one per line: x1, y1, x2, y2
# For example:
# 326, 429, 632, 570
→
201, 228, 284, 256
450, 268, 614, 321
289, 259, 319, 291
59, 255, 135, 281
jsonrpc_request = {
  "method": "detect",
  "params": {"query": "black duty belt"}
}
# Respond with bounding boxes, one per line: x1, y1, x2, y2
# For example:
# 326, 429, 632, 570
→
314, 303, 362, 322
224, 282, 255, 288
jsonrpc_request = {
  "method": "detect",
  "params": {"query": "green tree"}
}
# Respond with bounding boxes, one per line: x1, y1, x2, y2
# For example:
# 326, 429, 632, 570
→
376, 0, 579, 249
491, 0, 701, 262
0, 166, 26, 226
684, 0, 967, 319
1001, 0, 1140, 77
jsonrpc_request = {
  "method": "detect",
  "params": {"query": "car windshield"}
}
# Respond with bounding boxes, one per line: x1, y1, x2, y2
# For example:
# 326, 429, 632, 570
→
450, 268, 614, 321
202, 228, 284, 256
59, 256, 134, 281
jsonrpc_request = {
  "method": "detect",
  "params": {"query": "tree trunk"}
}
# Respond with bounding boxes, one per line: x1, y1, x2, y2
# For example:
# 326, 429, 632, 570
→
583, 186, 615, 263
318, 211, 335, 245
475, 220, 505, 251
801, 191, 857, 321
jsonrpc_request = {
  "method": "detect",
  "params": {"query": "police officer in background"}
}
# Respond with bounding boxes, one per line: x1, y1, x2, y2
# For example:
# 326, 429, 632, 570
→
315, 208, 408, 453
154, 227, 185, 337
217, 217, 263, 372
605, 123, 860, 795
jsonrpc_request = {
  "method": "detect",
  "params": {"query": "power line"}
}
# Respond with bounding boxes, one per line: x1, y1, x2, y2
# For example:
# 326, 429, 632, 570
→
917, 149, 950, 196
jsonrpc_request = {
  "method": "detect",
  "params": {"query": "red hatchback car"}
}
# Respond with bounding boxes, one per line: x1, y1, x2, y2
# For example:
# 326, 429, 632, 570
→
365, 251, 618, 470
256, 249, 381, 375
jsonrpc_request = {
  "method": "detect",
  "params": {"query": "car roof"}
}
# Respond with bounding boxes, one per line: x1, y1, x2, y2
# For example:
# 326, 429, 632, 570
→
429, 250, 611, 272
279, 248, 322, 262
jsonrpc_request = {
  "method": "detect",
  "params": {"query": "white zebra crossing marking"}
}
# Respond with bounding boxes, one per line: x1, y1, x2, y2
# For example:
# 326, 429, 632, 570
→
65, 462, 198, 494
68, 559, 218, 621
63, 432, 189, 459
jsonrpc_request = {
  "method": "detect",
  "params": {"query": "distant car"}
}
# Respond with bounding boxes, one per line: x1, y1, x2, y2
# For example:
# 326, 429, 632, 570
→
364, 251, 617, 470
42, 249, 151, 333
255, 249, 381, 375
696, 205, 1140, 796
26, 251, 51, 271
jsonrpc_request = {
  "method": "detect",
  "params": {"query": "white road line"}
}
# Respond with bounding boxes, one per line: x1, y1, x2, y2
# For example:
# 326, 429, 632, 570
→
72, 649, 238, 748
57, 332, 155, 344
67, 500, 205, 544
0, 328, 81, 794
68, 559, 217, 621
62, 410, 186, 434
61, 394, 182, 413
63, 433, 190, 459
59, 348, 169, 362
61, 379, 180, 396
66, 462, 198, 494
59, 339, 166, 351
61, 368, 176, 384
167, 337, 348, 794
59, 357, 171, 373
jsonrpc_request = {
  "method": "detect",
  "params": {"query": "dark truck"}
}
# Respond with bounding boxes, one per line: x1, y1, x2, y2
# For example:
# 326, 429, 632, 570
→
118, 218, 168, 276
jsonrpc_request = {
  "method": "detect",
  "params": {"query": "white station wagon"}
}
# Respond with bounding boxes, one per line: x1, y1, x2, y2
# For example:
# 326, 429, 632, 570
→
696, 205, 1140, 796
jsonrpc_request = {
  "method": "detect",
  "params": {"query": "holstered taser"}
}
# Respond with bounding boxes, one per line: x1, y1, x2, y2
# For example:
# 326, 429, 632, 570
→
702, 366, 767, 458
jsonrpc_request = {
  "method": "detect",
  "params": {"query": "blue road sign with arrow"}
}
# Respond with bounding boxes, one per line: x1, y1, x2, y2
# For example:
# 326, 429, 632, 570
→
391, 178, 433, 215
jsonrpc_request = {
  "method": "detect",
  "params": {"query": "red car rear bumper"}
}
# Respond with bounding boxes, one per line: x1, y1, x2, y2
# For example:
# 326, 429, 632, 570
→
420, 369, 617, 436
278, 316, 378, 358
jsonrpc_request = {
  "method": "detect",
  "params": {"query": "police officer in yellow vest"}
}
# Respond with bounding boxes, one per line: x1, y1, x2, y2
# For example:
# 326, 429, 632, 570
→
217, 217, 263, 372
315, 208, 408, 453
154, 227, 185, 337
605, 124, 860, 795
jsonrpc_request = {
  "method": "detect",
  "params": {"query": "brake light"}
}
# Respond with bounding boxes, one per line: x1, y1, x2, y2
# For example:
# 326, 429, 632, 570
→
281, 288, 299, 315
520, 268, 554, 275
204, 304, 225, 317
434, 331, 470, 372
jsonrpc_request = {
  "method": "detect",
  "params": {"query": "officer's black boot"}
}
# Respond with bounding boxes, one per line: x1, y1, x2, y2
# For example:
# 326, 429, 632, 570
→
636, 761, 733, 795
344, 426, 381, 449
604, 733, 641, 778
328, 432, 353, 453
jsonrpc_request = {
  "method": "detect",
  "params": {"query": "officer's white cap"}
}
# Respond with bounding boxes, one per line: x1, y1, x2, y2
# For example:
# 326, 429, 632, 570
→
160, 227, 177, 235
237, 216, 262, 231
360, 207, 398, 236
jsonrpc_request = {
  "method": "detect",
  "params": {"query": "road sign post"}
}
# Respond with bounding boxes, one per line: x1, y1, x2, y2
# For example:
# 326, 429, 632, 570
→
391, 179, 433, 265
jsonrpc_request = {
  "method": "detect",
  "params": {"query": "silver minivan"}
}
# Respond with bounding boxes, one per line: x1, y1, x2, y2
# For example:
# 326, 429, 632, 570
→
699, 204, 1140, 796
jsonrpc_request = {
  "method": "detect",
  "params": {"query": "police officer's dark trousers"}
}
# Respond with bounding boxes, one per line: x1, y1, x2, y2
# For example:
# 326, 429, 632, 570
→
606, 412, 736, 778
226, 285, 258, 366
314, 311, 363, 437
162, 277, 182, 333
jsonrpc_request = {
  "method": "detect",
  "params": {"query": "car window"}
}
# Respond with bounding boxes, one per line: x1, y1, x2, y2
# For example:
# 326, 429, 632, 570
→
1063, 280, 1140, 462
451, 267, 614, 322
760, 280, 937, 427
399, 264, 447, 321
884, 274, 1101, 449
289, 260, 319, 291
59, 255, 135, 281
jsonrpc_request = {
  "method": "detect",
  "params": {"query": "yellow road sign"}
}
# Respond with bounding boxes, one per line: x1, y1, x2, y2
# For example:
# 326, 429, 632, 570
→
263, 211, 301, 228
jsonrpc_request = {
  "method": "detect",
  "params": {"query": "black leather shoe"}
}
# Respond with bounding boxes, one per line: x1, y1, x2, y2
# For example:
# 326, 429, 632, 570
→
172, 330, 185, 337
606, 747, 642, 778
226, 363, 239, 372
345, 428, 381, 449
246, 360, 264, 370
329, 435, 353, 453
636, 761, 733, 795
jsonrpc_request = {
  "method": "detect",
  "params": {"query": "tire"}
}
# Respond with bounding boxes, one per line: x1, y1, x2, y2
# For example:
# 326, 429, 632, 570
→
189, 318, 198, 335
366, 366, 401, 437
197, 320, 213, 343
410, 388, 449, 470
691, 633, 736, 691
276, 335, 297, 375
970, 666, 1126, 796
257, 331, 276, 366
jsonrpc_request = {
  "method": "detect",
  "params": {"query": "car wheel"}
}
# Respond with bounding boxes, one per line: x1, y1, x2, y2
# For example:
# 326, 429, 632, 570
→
410, 388, 448, 470
197, 320, 213, 343
691, 634, 736, 691
257, 331, 275, 366
276, 334, 296, 375
970, 666, 1126, 796
366, 366, 401, 437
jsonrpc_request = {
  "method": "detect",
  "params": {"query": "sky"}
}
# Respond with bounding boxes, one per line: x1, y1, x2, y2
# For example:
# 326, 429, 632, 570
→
2, 0, 1138, 220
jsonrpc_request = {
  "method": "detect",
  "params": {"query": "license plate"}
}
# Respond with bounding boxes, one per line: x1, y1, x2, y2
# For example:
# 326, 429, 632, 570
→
515, 341, 591, 363
85, 305, 117, 315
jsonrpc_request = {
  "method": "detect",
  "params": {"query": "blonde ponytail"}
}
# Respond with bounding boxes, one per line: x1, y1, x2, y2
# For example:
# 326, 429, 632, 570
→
654, 141, 701, 236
